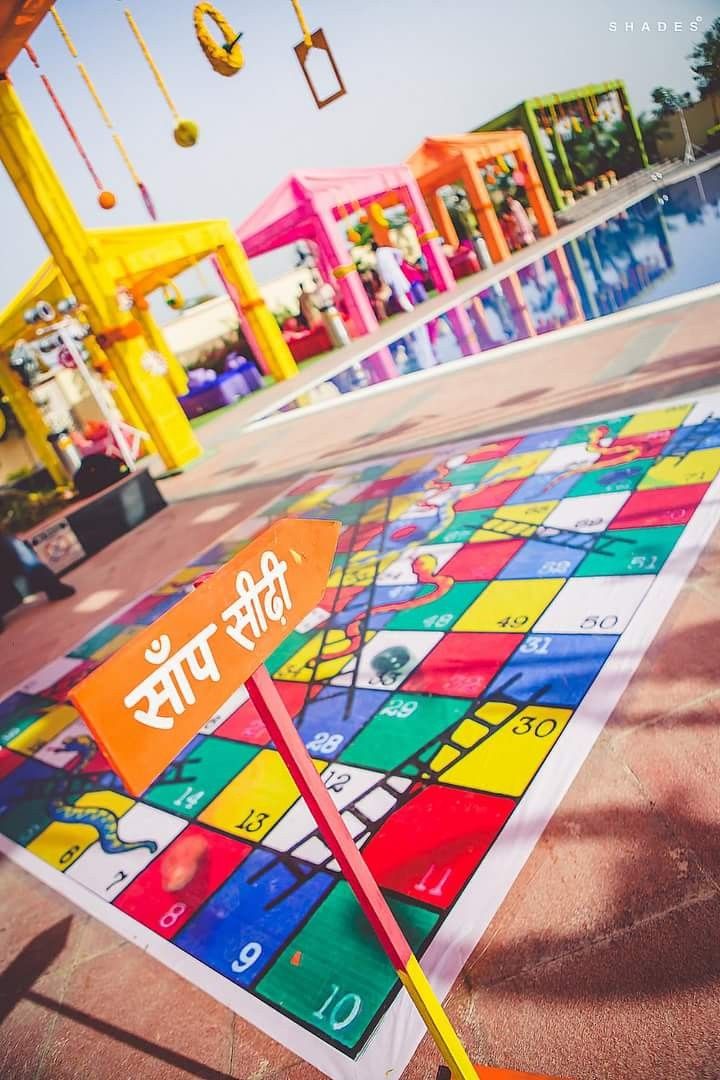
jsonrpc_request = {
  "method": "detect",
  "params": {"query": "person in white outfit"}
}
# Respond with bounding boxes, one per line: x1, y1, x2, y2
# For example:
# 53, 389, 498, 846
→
371, 241, 414, 313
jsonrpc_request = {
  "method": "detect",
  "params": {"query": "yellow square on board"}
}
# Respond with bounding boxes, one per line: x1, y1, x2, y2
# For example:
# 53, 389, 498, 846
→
484, 450, 552, 482
384, 454, 435, 479
638, 447, 720, 489
454, 578, 565, 633
27, 790, 134, 870
449, 718, 489, 749
472, 500, 559, 542
274, 627, 370, 682
167, 566, 215, 586
472, 701, 517, 726
427, 745, 461, 773
199, 749, 325, 841
360, 494, 419, 524
327, 550, 394, 588
91, 628, 139, 662
617, 405, 692, 437
440, 705, 572, 796
286, 488, 334, 513
471, 518, 534, 543
8, 704, 78, 756
494, 500, 559, 525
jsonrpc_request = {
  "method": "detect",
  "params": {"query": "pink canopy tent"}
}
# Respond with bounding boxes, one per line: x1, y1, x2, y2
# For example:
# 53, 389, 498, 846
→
234, 166, 478, 378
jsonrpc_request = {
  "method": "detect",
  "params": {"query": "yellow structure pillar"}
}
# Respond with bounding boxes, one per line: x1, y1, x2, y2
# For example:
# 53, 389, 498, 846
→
84, 337, 157, 455
214, 225, 297, 383
0, 360, 65, 484
0, 76, 201, 470
132, 304, 189, 397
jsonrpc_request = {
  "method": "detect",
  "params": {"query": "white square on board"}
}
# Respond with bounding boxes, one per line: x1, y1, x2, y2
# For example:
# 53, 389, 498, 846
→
533, 575, 655, 635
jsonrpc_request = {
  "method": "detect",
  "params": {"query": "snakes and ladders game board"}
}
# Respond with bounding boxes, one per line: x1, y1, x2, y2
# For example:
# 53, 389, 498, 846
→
1, 394, 720, 1078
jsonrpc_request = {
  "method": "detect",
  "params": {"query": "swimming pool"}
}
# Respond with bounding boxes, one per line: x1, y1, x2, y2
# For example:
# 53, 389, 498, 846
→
269, 164, 720, 414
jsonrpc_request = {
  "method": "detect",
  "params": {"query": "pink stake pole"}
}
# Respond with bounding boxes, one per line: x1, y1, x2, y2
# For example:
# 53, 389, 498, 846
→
246, 664, 412, 971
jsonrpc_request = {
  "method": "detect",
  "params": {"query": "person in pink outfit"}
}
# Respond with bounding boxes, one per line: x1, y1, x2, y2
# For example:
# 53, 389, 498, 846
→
507, 195, 536, 248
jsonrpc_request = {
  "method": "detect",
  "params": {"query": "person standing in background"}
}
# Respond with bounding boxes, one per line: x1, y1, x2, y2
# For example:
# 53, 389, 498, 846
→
0, 528, 75, 632
371, 241, 414, 313
507, 195, 536, 248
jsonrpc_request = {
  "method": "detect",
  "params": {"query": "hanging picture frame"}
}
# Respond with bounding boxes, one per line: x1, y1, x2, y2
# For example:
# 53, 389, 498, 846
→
294, 28, 346, 109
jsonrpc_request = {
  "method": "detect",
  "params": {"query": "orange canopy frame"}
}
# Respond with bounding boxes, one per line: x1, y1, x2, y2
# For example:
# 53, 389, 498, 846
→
407, 131, 556, 259
0, 0, 54, 73
407, 132, 583, 332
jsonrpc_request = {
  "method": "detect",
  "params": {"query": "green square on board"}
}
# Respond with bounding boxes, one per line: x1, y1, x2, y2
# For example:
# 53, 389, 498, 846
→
145, 737, 258, 817
256, 881, 437, 1050
576, 525, 683, 576
340, 693, 470, 772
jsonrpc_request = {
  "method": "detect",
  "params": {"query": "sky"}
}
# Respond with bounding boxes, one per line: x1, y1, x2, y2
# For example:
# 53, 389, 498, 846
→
0, 0, 716, 312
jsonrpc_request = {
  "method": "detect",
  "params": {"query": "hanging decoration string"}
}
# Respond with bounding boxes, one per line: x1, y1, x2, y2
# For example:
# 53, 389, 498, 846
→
124, 8, 199, 148
124, 8, 178, 117
290, 0, 313, 47
24, 44, 117, 210
49, 7, 157, 219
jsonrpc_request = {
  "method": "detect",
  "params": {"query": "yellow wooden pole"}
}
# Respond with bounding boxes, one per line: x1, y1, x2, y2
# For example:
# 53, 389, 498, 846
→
0, 357, 64, 484
133, 305, 189, 396
0, 76, 201, 470
214, 224, 298, 382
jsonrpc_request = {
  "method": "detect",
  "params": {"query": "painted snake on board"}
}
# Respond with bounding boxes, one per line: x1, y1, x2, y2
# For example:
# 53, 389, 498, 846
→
50, 735, 157, 855
309, 552, 454, 668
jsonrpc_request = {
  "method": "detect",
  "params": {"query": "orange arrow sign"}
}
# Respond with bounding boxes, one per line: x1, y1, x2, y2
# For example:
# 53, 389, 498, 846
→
70, 517, 340, 796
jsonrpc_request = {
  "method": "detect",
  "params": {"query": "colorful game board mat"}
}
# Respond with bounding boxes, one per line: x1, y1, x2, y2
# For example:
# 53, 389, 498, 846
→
1, 393, 720, 1079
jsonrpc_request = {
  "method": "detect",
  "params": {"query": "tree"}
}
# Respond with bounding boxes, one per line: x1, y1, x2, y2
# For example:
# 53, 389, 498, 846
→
639, 110, 673, 162
689, 15, 720, 121
568, 125, 603, 182
650, 86, 694, 116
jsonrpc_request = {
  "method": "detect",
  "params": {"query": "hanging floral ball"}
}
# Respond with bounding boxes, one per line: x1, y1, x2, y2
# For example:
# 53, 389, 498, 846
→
98, 189, 117, 210
174, 119, 199, 148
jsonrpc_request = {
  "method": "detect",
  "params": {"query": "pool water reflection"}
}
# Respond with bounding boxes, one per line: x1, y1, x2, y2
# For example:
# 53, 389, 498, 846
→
283, 166, 720, 408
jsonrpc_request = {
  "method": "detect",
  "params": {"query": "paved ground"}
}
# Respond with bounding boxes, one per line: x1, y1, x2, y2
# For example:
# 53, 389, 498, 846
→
1, 293, 719, 1079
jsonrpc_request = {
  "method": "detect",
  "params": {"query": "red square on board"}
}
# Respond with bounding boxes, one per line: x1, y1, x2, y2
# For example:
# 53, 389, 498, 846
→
364, 785, 515, 909
352, 476, 408, 502
611, 429, 674, 458
465, 437, 523, 462
0, 748, 25, 782
75, 745, 115, 776
402, 632, 524, 698
336, 523, 384, 553
114, 825, 251, 939
217, 681, 309, 745
443, 540, 524, 581
608, 483, 710, 530
455, 479, 523, 511
45, 660, 99, 702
